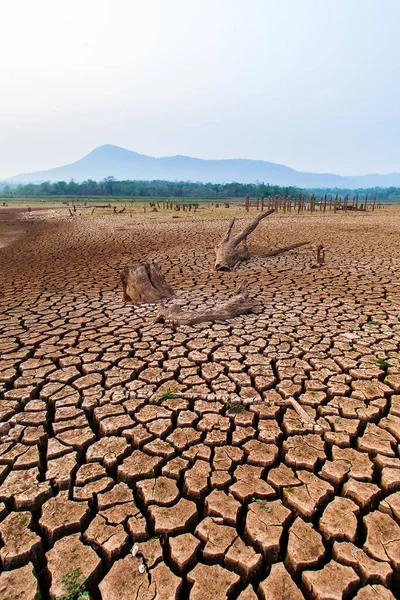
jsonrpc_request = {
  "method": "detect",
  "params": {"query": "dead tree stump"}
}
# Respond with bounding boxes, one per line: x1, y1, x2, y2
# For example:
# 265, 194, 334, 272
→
155, 280, 255, 327
214, 210, 275, 271
121, 261, 175, 304
214, 210, 309, 271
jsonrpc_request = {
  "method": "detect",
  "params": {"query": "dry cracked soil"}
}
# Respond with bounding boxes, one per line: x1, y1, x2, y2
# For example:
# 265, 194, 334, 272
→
0, 202, 400, 600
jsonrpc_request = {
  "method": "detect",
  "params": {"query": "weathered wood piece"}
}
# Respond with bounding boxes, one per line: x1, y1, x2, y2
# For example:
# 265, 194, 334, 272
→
214, 211, 308, 271
214, 210, 275, 271
154, 280, 254, 326
262, 241, 309, 258
317, 244, 325, 266
121, 261, 175, 304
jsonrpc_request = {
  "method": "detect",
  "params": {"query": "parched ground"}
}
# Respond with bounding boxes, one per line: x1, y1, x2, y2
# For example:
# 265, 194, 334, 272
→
0, 203, 400, 600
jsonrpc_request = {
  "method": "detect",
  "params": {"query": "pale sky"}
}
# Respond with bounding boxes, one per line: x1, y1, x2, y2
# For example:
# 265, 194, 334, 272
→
1, 0, 399, 179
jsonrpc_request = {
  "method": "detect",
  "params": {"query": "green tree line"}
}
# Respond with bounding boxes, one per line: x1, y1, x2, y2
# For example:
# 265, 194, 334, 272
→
0, 177, 399, 201
0, 178, 301, 199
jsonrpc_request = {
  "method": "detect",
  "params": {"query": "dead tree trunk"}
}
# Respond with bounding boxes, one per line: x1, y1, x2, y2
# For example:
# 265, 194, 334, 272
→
214, 209, 275, 271
154, 280, 254, 326
121, 261, 175, 304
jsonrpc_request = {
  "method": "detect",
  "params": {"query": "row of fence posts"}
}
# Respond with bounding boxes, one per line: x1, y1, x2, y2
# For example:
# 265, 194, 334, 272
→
162, 201, 199, 211
243, 192, 379, 213
109, 195, 381, 213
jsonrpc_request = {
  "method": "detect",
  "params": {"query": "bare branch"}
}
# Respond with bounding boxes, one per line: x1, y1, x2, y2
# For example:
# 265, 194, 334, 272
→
261, 241, 309, 258
222, 217, 236, 243
230, 209, 275, 248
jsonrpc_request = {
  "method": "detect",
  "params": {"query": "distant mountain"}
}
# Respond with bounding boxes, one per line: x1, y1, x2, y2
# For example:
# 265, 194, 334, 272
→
8, 144, 400, 189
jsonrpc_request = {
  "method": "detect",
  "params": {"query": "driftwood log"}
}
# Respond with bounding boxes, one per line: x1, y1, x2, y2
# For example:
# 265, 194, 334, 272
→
154, 280, 254, 326
215, 209, 275, 271
121, 261, 175, 304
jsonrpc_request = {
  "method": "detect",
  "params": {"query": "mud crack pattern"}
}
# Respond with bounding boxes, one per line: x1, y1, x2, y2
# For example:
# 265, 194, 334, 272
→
0, 206, 400, 599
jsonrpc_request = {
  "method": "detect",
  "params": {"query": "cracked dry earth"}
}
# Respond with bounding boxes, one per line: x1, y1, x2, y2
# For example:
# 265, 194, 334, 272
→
1, 205, 400, 600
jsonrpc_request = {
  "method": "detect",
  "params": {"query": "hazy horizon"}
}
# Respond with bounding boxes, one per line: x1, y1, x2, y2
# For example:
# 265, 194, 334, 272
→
2, 0, 400, 180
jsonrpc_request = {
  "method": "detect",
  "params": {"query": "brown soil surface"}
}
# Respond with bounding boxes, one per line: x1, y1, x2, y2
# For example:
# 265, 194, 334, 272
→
1, 202, 400, 598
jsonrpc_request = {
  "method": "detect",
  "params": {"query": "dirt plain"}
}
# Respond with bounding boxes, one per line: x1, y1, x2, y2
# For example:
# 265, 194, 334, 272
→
0, 202, 400, 600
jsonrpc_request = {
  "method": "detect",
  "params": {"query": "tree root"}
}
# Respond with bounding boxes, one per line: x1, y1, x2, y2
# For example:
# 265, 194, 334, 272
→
154, 280, 255, 327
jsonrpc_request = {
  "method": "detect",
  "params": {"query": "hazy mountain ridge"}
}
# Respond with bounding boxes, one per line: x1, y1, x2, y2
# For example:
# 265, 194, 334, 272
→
8, 144, 400, 189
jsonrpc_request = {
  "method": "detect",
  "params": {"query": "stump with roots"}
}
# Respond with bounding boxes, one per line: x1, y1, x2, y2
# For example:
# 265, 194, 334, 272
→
214, 209, 309, 271
154, 280, 255, 327
215, 210, 275, 271
121, 261, 175, 304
